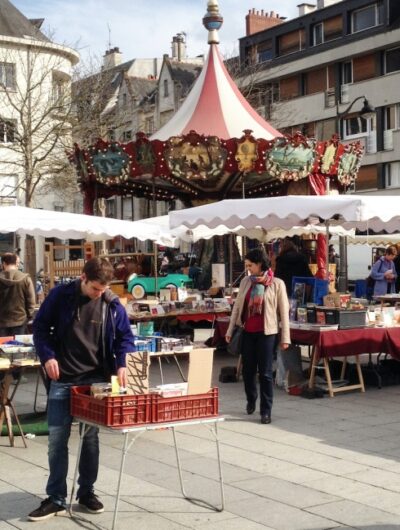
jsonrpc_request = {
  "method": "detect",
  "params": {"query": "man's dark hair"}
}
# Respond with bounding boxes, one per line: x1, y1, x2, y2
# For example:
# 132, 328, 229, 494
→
244, 248, 270, 271
1, 253, 18, 266
83, 257, 114, 284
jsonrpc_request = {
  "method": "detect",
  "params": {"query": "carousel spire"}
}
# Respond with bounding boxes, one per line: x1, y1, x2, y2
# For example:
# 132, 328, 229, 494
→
202, 0, 223, 45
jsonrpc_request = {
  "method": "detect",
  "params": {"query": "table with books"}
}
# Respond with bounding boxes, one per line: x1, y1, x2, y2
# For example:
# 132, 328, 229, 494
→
290, 323, 400, 397
0, 339, 41, 447
69, 347, 224, 530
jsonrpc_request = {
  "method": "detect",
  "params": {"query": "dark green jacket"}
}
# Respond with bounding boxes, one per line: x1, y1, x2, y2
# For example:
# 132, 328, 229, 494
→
0, 269, 35, 327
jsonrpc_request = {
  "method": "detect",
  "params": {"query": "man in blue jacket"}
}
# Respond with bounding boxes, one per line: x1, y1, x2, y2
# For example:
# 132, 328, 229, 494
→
28, 257, 135, 521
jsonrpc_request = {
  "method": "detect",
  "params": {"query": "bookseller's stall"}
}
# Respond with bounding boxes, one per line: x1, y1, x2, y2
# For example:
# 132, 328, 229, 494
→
170, 195, 400, 396
69, 343, 224, 530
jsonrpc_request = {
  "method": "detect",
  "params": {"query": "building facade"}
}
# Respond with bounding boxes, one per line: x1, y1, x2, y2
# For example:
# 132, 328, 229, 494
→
238, 0, 400, 195
0, 0, 79, 212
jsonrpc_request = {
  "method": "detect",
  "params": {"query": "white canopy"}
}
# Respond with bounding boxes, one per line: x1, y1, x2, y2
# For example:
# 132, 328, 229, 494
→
0, 204, 355, 247
169, 195, 400, 233
0, 205, 154, 241
128, 214, 353, 247
346, 234, 400, 246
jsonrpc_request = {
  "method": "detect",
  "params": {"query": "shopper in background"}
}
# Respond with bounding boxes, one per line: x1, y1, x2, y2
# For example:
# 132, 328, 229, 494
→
0, 252, 35, 336
225, 248, 290, 425
370, 245, 398, 296
394, 243, 400, 293
29, 257, 135, 522
274, 238, 313, 297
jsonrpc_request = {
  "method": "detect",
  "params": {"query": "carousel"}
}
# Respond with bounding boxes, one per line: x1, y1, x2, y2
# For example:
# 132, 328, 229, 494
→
70, 0, 363, 285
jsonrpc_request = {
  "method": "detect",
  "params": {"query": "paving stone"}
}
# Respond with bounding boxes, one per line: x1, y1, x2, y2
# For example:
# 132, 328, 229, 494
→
306, 499, 400, 527
230, 475, 340, 508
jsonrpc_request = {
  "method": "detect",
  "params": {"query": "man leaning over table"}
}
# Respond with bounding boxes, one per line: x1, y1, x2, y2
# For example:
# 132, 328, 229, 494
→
28, 257, 135, 522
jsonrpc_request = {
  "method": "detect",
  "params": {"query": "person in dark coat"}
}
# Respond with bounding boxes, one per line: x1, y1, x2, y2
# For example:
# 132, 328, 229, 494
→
29, 257, 135, 522
274, 238, 313, 297
0, 252, 35, 335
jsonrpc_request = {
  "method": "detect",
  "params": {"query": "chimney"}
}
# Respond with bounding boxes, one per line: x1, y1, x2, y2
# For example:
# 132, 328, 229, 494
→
103, 47, 122, 70
171, 32, 187, 61
246, 9, 285, 36
297, 3, 316, 16
317, 0, 342, 8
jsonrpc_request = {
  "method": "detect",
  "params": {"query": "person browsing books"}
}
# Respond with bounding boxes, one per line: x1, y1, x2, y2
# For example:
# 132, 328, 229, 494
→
370, 245, 398, 296
28, 257, 135, 522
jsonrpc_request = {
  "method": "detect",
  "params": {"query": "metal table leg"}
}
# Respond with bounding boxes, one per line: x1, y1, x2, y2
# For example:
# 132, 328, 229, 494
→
172, 422, 225, 512
69, 423, 88, 516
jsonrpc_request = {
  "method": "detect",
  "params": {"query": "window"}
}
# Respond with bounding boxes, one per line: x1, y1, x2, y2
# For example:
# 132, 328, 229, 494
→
351, 2, 383, 33
257, 40, 272, 63
278, 29, 306, 56
122, 130, 132, 141
145, 117, 154, 134
163, 79, 169, 97
0, 63, 15, 89
343, 115, 371, 138
313, 23, 324, 46
342, 61, 353, 84
0, 119, 16, 143
0, 175, 17, 197
121, 93, 127, 106
384, 105, 400, 130
385, 46, 400, 74
384, 162, 400, 188
107, 129, 116, 141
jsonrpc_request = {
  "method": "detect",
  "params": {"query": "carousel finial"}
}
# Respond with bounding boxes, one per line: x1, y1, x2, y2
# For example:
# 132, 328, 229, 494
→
202, 0, 223, 45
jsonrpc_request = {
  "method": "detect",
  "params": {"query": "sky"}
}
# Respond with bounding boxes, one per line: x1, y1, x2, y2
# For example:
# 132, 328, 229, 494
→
12, 0, 299, 64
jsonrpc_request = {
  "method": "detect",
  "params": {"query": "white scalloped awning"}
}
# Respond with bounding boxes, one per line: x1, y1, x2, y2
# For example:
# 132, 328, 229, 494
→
169, 195, 400, 234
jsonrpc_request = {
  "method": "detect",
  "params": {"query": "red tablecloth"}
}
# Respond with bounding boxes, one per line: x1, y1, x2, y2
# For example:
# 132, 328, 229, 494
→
176, 312, 230, 323
291, 327, 400, 361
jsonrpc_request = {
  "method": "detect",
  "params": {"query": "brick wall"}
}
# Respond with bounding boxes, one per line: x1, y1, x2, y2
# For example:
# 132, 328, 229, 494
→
246, 9, 283, 36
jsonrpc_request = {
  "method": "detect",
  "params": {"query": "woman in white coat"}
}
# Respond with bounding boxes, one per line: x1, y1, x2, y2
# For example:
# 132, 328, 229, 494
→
226, 249, 290, 424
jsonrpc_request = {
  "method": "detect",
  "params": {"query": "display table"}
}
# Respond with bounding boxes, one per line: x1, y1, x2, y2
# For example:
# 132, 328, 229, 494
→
129, 309, 230, 326
291, 326, 400, 397
0, 362, 41, 447
70, 417, 225, 530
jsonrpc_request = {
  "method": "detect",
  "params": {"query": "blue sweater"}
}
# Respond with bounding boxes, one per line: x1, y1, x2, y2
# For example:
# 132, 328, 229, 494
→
371, 257, 397, 296
33, 280, 135, 375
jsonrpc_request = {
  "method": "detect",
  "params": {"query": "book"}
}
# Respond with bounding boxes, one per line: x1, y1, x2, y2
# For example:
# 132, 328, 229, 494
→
297, 307, 307, 323
316, 310, 326, 325
289, 299, 298, 321
293, 282, 306, 306
12, 358, 36, 366
0, 357, 11, 369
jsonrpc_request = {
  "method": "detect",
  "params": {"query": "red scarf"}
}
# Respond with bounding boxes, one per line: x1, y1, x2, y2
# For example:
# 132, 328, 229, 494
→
247, 268, 274, 316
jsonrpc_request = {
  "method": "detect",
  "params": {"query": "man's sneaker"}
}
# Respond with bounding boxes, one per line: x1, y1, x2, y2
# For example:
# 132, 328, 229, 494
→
78, 493, 104, 514
28, 498, 66, 521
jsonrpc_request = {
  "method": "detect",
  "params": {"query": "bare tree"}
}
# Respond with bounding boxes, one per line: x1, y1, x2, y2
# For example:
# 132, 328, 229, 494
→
224, 49, 294, 129
0, 45, 78, 207
0, 43, 78, 278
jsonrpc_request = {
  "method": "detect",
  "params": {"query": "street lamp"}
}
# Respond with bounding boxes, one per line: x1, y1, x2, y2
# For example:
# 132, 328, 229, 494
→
336, 95, 375, 292
336, 95, 375, 139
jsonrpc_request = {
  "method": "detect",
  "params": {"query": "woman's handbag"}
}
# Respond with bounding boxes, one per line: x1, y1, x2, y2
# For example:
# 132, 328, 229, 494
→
227, 325, 243, 356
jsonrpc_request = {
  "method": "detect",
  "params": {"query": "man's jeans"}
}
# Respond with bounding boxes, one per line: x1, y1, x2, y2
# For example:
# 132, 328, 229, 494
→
46, 378, 104, 506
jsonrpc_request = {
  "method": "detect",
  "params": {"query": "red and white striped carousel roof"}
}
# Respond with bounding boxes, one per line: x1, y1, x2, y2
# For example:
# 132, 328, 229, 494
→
151, 43, 282, 142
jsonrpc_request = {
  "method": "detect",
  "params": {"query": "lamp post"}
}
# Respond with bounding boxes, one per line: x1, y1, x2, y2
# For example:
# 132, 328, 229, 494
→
336, 95, 375, 292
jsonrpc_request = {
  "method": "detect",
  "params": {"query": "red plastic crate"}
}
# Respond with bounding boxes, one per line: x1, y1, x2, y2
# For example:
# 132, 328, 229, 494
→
70, 386, 152, 427
152, 388, 219, 423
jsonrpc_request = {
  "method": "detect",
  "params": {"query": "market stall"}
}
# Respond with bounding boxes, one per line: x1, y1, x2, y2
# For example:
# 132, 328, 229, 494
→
169, 194, 400, 395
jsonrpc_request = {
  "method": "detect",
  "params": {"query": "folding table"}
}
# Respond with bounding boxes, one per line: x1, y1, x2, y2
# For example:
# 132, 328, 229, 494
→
70, 416, 225, 530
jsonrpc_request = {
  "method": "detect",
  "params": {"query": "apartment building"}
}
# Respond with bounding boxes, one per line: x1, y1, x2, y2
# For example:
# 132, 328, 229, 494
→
238, 0, 400, 194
